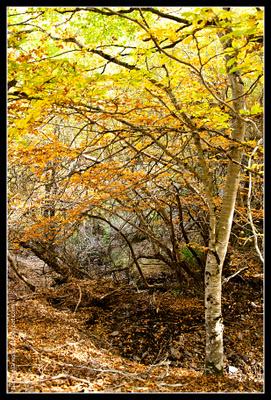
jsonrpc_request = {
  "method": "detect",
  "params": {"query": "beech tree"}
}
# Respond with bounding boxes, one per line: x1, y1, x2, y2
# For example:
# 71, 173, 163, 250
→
8, 6, 263, 375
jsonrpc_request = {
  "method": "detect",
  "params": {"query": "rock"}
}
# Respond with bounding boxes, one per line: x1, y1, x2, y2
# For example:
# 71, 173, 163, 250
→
229, 365, 238, 374
110, 331, 119, 336
170, 346, 181, 360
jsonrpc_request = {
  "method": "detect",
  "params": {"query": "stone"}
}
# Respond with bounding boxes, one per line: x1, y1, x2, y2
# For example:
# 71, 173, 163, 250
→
228, 365, 238, 374
110, 331, 119, 336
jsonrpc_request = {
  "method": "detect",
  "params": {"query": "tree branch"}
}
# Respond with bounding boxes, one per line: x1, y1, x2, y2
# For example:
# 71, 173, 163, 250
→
8, 252, 36, 292
222, 266, 248, 285
246, 138, 264, 263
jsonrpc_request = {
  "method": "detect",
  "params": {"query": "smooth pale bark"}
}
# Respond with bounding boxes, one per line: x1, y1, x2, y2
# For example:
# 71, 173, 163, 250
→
205, 251, 223, 374
204, 75, 246, 374
205, 161, 243, 374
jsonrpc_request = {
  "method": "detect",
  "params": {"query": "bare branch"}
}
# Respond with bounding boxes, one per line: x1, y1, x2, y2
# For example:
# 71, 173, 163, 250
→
222, 267, 248, 285
246, 138, 264, 263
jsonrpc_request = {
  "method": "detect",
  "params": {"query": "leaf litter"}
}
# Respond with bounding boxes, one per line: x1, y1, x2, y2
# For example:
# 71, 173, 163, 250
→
8, 256, 263, 393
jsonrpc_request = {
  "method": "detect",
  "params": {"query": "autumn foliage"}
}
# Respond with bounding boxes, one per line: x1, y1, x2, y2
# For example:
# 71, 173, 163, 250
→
8, 6, 263, 382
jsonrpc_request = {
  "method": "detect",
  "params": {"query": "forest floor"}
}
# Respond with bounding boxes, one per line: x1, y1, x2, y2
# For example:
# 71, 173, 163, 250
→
8, 253, 263, 393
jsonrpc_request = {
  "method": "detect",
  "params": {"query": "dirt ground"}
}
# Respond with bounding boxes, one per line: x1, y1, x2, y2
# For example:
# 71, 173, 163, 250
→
7, 254, 263, 393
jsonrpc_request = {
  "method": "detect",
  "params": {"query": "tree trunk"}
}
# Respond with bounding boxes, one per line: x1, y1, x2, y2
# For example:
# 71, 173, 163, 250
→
204, 72, 246, 373
8, 252, 36, 292
204, 161, 243, 373
205, 161, 244, 373
20, 241, 71, 280
205, 251, 223, 374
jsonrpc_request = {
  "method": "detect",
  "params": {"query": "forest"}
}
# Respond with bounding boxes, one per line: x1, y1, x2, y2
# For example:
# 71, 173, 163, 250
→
7, 6, 264, 393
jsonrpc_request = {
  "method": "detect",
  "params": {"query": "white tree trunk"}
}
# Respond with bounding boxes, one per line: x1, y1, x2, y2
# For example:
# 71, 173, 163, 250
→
205, 251, 224, 373
204, 75, 246, 373
205, 161, 242, 374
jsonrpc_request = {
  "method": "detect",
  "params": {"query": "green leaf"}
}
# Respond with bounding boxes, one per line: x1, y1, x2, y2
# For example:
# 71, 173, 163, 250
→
226, 58, 236, 68
229, 66, 240, 74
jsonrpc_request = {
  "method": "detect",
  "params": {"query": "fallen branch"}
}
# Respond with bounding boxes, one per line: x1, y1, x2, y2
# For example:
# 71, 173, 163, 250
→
99, 287, 123, 301
158, 382, 190, 387
8, 252, 36, 292
24, 354, 146, 382
18, 335, 68, 354
222, 267, 248, 285
91, 368, 146, 382
40, 359, 147, 383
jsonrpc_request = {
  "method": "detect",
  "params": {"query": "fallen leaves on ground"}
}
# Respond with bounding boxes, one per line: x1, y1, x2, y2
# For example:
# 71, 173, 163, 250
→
8, 256, 263, 393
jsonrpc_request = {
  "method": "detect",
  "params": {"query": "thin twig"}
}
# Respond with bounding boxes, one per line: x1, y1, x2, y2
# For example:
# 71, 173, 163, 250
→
158, 382, 190, 387
91, 368, 146, 382
99, 287, 123, 301
11, 373, 91, 385
247, 138, 264, 263
74, 284, 82, 313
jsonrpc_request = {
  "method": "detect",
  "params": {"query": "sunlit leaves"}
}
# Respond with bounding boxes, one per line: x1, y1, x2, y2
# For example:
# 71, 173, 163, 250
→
8, 6, 263, 247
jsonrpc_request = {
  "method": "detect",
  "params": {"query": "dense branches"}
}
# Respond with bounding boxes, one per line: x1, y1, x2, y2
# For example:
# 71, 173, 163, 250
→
8, 6, 263, 376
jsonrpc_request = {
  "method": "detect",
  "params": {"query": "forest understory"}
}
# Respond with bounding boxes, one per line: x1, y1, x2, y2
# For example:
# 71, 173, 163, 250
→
8, 253, 263, 393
